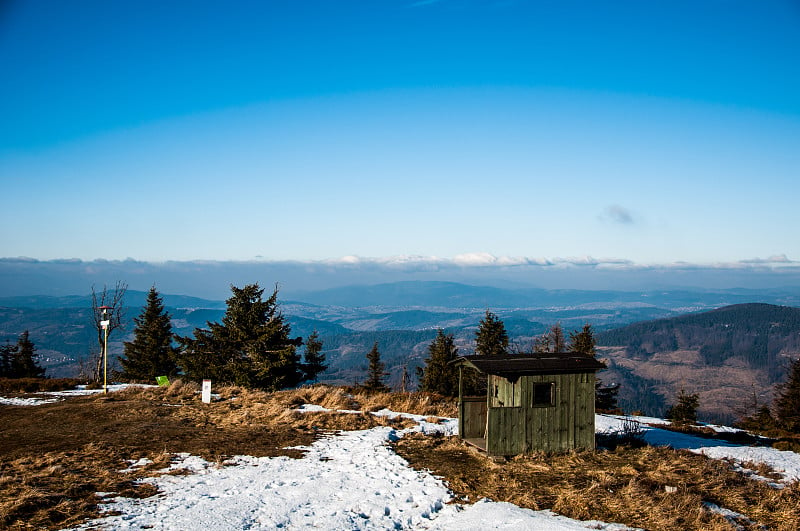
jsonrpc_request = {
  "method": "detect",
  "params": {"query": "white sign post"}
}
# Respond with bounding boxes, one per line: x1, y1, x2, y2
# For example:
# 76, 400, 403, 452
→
201, 379, 212, 404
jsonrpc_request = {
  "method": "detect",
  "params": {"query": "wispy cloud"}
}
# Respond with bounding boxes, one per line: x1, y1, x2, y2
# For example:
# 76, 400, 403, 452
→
600, 205, 636, 225
738, 254, 794, 265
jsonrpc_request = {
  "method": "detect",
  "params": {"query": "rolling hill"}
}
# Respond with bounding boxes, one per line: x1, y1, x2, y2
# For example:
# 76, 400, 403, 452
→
595, 303, 800, 423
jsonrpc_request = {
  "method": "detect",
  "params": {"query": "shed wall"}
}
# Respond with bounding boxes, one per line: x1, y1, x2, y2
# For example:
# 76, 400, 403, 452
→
485, 372, 595, 455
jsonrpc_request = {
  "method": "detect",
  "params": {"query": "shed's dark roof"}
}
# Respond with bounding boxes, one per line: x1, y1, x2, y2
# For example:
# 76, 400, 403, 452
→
455, 353, 606, 377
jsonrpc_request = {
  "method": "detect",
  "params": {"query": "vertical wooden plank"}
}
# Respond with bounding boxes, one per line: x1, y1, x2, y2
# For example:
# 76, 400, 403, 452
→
561, 374, 579, 450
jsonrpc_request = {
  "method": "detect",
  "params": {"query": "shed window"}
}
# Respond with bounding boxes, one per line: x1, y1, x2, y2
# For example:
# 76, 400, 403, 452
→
532, 383, 554, 407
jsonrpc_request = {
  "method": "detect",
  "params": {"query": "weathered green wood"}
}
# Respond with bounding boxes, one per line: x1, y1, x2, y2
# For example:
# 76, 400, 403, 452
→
461, 369, 598, 456
461, 397, 487, 439
487, 406, 524, 455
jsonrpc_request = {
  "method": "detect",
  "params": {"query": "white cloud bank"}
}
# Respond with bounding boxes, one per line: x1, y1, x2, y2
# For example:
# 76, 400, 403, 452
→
2, 254, 800, 299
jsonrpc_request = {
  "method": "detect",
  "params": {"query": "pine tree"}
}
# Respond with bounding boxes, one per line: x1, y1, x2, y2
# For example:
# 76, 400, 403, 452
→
9, 331, 45, 378
0, 341, 13, 377
419, 329, 459, 396
774, 356, 800, 433
665, 388, 700, 425
176, 283, 303, 390
475, 310, 508, 357
302, 330, 326, 383
363, 342, 388, 392
120, 286, 178, 382
595, 381, 620, 412
569, 323, 596, 356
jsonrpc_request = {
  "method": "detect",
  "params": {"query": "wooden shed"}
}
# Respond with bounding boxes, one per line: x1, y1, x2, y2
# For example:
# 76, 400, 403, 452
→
455, 353, 606, 456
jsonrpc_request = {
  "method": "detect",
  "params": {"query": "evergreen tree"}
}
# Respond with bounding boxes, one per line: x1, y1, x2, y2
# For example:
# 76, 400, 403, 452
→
774, 356, 800, 433
10, 331, 45, 378
595, 381, 620, 412
176, 283, 303, 390
302, 330, 326, 383
736, 403, 776, 433
0, 341, 13, 377
569, 323, 596, 356
419, 329, 459, 396
363, 342, 388, 392
120, 286, 178, 382
475, 310, 508, 357
665, 388, 700, 425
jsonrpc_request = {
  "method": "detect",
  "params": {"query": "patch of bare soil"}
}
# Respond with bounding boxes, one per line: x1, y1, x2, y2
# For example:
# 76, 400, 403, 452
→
393, 433, 800, 531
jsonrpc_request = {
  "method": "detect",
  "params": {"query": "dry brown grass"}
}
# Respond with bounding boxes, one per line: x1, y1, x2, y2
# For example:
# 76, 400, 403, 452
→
14, 384, 797, 531
393, 434, 800, 531
0, 377, 82, 394
0, 383, 451, 529
0, 443, 163, 530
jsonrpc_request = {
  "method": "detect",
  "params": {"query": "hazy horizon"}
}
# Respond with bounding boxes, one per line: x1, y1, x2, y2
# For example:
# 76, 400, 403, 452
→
2, 255, 799, 300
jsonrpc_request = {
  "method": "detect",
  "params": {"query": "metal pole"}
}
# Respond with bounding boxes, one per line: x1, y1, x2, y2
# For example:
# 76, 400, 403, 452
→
103, 324, 108, 394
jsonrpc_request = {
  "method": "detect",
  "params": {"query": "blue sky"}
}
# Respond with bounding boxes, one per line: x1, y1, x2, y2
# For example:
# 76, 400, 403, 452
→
1, 0, 799, 284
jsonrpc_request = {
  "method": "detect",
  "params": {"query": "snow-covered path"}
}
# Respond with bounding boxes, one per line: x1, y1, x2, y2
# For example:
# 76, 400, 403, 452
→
68, 413, 633, 531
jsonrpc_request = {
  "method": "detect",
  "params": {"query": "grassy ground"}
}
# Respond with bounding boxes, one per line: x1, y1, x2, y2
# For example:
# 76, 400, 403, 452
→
1, 382, 798, 530
0, 382, 448, 530
393, 433, 800, 531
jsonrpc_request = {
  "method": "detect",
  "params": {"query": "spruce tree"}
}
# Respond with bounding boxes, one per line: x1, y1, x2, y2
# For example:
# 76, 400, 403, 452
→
569, 323, 596, 356
0, 341, 13, 377
176, 283, 302, 390
665, 388, 700, 425
595, 381, 620, 412
120, 286, 178, 382
774, 356, 800, 433
475, 310, 508, 357
363, 342, 388, 392
10, 331, 45, 378
419, 329, 459, 396
302, 330, 326, 383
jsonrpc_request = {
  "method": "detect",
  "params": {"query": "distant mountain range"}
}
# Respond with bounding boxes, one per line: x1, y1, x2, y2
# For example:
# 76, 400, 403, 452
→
1, 282, 799, 423
291, 280, 800, 310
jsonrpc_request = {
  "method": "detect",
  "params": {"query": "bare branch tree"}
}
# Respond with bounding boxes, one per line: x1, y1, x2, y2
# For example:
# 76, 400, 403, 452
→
90, 281, 128, 382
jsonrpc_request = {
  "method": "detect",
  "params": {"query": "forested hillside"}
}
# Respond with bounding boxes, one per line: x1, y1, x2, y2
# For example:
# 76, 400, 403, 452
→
595, 303, 800, 423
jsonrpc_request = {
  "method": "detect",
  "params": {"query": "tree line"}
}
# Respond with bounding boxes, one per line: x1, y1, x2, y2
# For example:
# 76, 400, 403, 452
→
119, 284, 326, 391
0, 330, 45, 379
416, 310, 617, 404
20, 284, 800, 436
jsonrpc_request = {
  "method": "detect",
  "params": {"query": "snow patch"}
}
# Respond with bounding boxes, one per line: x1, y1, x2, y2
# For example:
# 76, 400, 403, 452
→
66, 409, 635, 530
597, 414, 800, 485
0, 396, 60, 406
